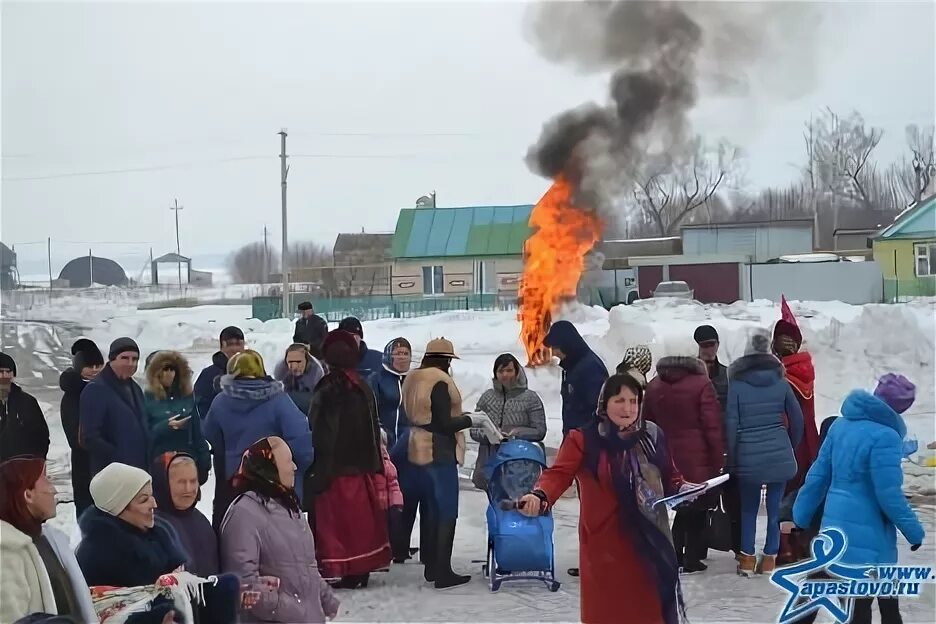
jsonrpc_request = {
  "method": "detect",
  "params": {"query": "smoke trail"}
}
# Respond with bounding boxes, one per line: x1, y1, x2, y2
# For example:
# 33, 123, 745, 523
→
524, 0, 827, 217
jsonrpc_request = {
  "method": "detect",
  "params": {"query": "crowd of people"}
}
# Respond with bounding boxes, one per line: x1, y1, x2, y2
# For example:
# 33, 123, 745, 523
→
0, 298, 927, 624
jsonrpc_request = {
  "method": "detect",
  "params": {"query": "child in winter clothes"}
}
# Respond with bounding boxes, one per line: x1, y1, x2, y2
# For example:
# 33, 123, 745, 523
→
374, 431, 407, 563
794, 374, 924, 624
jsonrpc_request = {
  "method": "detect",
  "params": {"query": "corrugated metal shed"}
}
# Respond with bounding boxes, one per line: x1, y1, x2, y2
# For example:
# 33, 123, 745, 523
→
391, 205, 533, 259
681, 219, 813, 263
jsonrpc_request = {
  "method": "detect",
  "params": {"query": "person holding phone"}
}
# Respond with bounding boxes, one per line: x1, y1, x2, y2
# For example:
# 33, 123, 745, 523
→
144, 351, 211, 484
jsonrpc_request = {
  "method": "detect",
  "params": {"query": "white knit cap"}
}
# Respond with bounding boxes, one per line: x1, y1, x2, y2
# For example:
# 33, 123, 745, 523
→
89, 463, 152, 516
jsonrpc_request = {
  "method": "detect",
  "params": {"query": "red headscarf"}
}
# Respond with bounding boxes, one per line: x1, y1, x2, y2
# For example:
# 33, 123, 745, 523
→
0, 457, 46, 537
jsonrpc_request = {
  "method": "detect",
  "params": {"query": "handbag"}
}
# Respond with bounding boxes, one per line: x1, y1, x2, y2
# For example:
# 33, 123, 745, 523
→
703, 494, 733, 552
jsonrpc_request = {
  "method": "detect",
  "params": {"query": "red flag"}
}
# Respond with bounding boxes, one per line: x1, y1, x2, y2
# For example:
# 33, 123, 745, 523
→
780, 295, 799, 329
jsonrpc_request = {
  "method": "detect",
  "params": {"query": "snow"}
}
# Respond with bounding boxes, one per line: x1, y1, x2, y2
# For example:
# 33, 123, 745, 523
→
14, 293, 935, 622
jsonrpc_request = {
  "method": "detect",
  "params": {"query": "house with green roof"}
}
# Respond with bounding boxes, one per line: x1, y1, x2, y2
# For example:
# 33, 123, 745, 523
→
390, 203, 533, 297
872, 193, 936, 300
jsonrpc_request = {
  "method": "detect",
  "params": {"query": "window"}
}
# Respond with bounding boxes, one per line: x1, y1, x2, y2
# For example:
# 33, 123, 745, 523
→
915, 243, 936, 277
422, 265, 444, 295
474, 260, 497, 295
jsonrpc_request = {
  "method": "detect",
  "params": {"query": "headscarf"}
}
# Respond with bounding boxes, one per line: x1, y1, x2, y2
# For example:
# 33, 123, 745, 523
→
227, 350, 267, 379
231, 437, 301, 514
582, 374, 685, 624
152, 452, 200, 516
0, 457, 46, 537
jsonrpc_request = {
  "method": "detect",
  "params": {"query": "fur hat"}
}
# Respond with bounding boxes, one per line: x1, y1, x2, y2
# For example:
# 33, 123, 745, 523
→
89, 463, 152, 516
323, 330, 360, 371
745, 328, 773, 356
227, 350, 267, 379
297, 301, 314, 312
73, 345, 104, 372
693, 325, 719, 344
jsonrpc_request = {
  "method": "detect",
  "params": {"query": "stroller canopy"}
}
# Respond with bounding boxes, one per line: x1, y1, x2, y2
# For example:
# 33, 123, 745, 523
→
485, 440, 548, 505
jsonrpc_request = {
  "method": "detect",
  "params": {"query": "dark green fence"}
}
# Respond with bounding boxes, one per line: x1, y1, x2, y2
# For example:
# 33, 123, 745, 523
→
883, 277, 936, 302
251, 294, 514, 322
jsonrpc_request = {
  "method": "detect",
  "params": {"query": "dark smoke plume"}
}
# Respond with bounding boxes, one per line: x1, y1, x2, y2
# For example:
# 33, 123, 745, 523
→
524, 0, 826, 216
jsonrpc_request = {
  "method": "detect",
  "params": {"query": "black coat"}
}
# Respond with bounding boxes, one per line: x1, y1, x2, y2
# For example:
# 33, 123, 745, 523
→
78, 365, 150, 475
709, 360, 729, 414
0, 383, 50, 460
59, 369, 93, 513
304, 372, 382, 501
293, 315, 329, 358
76, 506, 187, 587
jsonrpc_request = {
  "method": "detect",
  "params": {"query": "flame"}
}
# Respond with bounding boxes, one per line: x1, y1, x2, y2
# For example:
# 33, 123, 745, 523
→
518, 176, 604, 366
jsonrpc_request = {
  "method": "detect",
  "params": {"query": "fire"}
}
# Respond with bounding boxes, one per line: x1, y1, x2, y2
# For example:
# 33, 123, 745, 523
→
518, 176, 604, 366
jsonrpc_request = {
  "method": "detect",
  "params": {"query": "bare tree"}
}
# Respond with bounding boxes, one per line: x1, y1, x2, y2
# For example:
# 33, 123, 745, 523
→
289, 241, 333, 269
903, 124, 936, 203
805, 108, 884, 210
630, 137, 742, 237
227, 242, 275, 284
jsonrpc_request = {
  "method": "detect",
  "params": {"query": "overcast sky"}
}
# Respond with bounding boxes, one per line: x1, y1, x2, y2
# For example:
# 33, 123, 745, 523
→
3, 1, 934, 271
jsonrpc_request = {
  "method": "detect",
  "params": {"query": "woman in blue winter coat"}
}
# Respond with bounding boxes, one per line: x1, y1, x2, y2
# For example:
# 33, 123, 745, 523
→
203, 350, 314, 531
726, 328, 804, 577
794, 374, 924, 624
367, 337, 412, 449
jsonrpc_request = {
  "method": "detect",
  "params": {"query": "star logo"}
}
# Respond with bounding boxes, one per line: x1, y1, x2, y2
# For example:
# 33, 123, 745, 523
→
770, 528, 873, 624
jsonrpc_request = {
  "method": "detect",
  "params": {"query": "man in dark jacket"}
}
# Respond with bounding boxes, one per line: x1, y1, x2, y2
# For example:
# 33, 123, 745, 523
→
543, 320, 607, 578
0, 352, 50, 461
643, 341, 724, 573
293, 301, 329, 360
694, 325, 728, 412
193, 326, 245, 420
59, 339, 104, 514
338, 316, 383, 378
543, 321, 608, 437
79, 338, 150, 475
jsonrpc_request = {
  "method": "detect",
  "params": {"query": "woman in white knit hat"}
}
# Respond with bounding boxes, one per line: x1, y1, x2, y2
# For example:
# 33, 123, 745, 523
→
75, 463, 241, 624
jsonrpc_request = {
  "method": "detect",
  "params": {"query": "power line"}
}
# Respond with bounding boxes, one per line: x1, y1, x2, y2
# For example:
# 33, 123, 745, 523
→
1, 155, 270, 182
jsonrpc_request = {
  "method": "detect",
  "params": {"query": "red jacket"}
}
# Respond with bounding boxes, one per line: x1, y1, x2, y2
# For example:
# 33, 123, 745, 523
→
643, 356, 724, 483
782, 351, 818, 493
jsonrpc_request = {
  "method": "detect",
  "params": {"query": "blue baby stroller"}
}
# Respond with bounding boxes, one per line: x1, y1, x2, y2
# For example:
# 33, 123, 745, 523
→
481, 439, 560, 593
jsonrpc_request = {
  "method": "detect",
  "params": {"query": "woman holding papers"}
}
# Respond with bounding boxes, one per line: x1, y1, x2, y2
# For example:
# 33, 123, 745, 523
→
518, 373, 702, 624
470, 353, 547, 490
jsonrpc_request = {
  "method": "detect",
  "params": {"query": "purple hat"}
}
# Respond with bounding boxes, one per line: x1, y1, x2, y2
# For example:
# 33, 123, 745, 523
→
874, 374, 916, 414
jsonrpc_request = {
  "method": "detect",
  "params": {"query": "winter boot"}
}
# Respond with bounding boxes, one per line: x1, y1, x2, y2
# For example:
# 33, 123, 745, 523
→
567, 568, 580, 577
776, 533, 796, 566
756, 554, 777, 575
737, 553, 756, 577
433, 521, 471, 590
420, 516, 437, 583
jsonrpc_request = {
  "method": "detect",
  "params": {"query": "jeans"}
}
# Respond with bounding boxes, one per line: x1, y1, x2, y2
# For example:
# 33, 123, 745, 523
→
739, 480, 785, 555
852, 598, 903, 624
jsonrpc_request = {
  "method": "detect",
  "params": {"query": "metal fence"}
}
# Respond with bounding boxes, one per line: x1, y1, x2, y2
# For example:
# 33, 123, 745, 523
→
883, 277, 936, 302
251, 294, 518, 322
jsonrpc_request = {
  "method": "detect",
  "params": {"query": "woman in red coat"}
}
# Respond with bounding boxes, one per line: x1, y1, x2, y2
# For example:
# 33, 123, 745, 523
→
773, 313, 819, 565
519, 374, 698, 624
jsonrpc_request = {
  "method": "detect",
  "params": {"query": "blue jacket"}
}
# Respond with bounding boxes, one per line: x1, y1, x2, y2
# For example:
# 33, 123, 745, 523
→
725, 353, 804, 483
367, 340, 409, 448
203, 376, 314, 512
544, 321, 608, 435
193, 351, 229, 422
79, 364, 150, 475
793, 390, 925, 566
357, 341, 383, 379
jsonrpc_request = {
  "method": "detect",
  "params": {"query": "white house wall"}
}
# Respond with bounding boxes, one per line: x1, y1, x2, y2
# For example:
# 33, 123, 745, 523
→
749, 261, 883, 304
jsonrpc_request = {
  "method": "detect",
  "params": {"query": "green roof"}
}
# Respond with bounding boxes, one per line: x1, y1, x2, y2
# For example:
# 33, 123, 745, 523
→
391, 205, 534, 259
875, 194, 936, 240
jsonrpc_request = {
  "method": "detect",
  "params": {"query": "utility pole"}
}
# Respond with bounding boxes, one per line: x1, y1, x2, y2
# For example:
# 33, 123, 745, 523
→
279, 130, 290, 318
170, 199, 184, 292
262, 225, 269, 286
47, 238, 52, 294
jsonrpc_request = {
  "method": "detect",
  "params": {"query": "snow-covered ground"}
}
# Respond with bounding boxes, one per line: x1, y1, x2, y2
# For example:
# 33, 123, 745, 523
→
9, 294, 935, 622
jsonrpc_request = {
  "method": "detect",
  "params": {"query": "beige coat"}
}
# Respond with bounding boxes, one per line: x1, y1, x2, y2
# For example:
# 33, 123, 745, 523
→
0, 519, 57, 621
